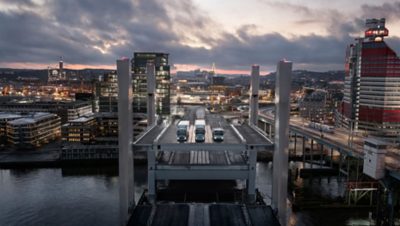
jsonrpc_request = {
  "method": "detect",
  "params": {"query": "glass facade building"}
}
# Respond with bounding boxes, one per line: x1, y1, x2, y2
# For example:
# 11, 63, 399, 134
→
97, 71, 118, 113
132, 52, 170, 115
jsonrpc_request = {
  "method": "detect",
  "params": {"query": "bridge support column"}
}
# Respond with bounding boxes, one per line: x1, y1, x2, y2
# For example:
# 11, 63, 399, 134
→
356, 158, 360, 181
338, 152, 344, 182
388, 188, 396, 226
272, 60, 292, 226
117, 58, 134, 226
247, 148, 257, 203
302, 137, 306, 168
148, 147, 156, 203
249, 65, 260, 126
320, 144, 324, 168
264, 121, 267, 133
346, 157, 351, 182
293, 134, 297, 156
377, 179, 398, 226
310, 139, 314, 169
268, 124, 273, 139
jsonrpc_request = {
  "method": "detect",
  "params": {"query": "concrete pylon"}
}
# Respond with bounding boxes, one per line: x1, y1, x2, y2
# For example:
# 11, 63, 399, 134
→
117, 58, 134, 225
272, 60, 292, 226
146, 61, 156, 127
249, 65, 260, 126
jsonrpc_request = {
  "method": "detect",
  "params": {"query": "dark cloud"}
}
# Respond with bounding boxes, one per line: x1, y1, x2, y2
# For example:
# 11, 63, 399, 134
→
206, 29, 350, 71
0, 0, 399, 71
361, 2, 400, 21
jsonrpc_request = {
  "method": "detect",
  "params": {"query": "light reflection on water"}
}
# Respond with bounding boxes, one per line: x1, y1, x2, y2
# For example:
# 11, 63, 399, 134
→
0, 163, 372, 226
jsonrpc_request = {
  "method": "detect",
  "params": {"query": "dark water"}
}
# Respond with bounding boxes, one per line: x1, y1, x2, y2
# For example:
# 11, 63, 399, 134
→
0, 163, 372, 226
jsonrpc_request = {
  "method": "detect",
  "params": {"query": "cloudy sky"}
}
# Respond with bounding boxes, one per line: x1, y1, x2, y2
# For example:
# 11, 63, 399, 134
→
0, 0, 400, 74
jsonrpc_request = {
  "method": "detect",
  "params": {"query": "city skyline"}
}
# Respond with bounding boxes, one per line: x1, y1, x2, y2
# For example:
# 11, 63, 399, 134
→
1, 9, 400, 225
1, 0, 400, 74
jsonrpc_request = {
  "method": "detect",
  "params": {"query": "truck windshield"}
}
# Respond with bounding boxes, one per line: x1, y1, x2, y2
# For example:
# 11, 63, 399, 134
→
195, 128, 205, 134
177, 129, 186, 135
214, 131, 224, 136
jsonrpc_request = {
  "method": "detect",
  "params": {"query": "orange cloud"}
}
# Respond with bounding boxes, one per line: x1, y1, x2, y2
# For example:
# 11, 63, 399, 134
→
0, 62, 115, 70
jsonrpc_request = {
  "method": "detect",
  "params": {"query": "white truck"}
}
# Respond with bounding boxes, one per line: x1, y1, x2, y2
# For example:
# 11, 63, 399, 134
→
194, 119, 206, 142
212, 128, 224, 142
176, 120, 190, 142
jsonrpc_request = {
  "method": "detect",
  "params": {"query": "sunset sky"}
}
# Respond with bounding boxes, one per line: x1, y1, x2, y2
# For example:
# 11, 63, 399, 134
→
0, 0, 399, 74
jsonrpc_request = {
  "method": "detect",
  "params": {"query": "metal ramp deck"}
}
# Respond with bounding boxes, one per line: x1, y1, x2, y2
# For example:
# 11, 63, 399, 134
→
128, 203, 280, 226
133, 118, 274, 202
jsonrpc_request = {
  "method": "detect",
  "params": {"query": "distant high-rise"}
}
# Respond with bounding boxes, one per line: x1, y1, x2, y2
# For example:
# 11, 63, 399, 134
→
97, 71, 118, 113
132, 52, 170, 115
337, 18, 400, 142
59, 57, 64, 80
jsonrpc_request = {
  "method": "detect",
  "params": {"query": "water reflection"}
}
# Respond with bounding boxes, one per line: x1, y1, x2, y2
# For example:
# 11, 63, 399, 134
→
0, 162, 372, 226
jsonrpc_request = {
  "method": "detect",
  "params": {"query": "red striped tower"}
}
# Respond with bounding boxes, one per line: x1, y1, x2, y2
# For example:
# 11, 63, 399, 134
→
338, 18, 400, 142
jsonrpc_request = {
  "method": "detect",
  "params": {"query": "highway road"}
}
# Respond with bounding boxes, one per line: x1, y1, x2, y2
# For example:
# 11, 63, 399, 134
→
159, 106, 241, 144
258, 109, 400, 172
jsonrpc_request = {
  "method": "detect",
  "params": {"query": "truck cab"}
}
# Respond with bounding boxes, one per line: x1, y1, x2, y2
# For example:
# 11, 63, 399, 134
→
176, 120, 190, 142
177, 128, 188, 142
194, 119, 206, 143
195, 128, 205, 142
212, 128, 224, 142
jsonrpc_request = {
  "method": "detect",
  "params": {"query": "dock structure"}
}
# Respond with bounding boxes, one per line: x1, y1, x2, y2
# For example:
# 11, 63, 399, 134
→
119, 60, 292, 226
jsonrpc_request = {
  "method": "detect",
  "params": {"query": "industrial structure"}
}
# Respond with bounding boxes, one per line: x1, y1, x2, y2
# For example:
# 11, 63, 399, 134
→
337, 18, 400, 142
48, 57, 67, 82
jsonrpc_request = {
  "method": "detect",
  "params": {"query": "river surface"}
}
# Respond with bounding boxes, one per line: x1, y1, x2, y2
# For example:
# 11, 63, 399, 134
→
0, 162, 373, 226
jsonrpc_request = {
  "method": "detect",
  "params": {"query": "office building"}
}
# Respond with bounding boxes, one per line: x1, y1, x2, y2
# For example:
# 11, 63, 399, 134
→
299, 89, 327, 121
0, 113, 22, 145
6, 112, 61, 149
337, 18, 400, 142
97, 71, 118, 113
0, 100, 92, 123
62, 114, 97, 144
132, 52, 170, 115
95, 112, 118, 144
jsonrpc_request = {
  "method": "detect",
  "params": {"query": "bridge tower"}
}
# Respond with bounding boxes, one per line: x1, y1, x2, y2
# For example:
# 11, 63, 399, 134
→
117, 58, 134, 225
249, 65, 260, 126
146, 60, 156, 127
272, 60, 292, 226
